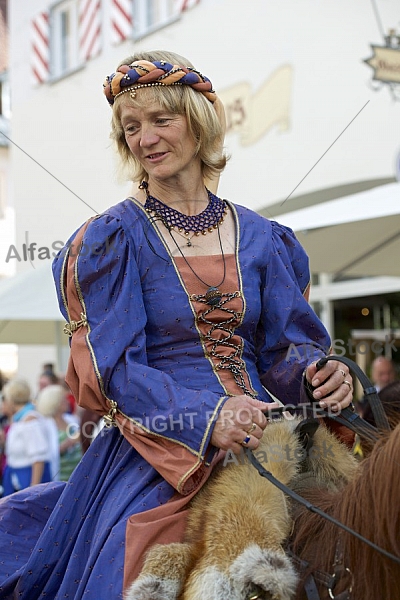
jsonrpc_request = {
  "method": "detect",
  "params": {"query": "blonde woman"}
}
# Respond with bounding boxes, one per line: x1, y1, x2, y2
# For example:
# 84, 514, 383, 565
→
0, 51, 352, 597
36, 384, 82, 481
2, 379, 52, 496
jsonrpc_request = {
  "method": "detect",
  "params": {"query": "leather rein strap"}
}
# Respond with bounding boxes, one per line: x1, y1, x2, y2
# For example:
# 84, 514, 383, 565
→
248, 354, 400, 598
245, 447, 400, 566
312, 355, 390, 433
270, 354, 389, 443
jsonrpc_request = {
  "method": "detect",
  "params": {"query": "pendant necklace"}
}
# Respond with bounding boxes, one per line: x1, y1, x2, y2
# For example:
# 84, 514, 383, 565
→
169, 221, 226, 306
140, 181, 227, 306
172, 229, 196, 247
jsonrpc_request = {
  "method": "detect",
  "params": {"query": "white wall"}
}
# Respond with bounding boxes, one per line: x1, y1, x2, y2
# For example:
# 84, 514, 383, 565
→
8, 0, 400, 250
6, 0, 400, 378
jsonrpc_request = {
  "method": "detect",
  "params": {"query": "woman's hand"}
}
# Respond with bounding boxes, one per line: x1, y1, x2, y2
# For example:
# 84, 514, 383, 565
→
305, 358, 353, 412
210, 395, 280, 454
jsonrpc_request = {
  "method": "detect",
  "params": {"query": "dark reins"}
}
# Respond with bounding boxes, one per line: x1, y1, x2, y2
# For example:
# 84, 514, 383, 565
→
247, 354, 400, 566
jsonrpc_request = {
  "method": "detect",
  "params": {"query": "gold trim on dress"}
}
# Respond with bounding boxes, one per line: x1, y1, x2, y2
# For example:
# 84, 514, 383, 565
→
63, 312, 88, 337
59, 247, 72, 323
72, 242, 119, 423
103, 400, 118, 428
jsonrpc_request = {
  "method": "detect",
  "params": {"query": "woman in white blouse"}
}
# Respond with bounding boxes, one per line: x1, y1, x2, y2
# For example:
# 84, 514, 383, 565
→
2, 379, 52, 496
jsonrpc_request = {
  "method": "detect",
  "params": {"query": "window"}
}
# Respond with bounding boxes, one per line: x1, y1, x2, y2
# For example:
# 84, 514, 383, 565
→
0, 71, 10, 146
0, 71, 10, 119
133, 0, 178, 38
50, 0, 79, 78
0, 171, 5, 218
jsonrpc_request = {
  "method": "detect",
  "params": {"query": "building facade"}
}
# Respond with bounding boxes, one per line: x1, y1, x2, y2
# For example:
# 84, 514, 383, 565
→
4, 0, 400, 386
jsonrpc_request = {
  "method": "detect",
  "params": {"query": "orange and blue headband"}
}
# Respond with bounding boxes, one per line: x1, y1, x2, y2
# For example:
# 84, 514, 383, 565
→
103, 60, 216, 105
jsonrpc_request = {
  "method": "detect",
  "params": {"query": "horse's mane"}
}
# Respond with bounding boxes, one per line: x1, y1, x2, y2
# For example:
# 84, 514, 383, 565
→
291, 422, 400, 600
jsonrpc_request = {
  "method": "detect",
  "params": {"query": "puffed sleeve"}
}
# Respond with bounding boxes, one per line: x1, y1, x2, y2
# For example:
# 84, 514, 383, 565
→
52, 208, 226, 495
256, 221, 331, 405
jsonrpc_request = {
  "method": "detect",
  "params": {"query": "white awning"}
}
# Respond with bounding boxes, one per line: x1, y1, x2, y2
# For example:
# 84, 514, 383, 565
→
274, 182, 400, 278
0, 265, 66, 345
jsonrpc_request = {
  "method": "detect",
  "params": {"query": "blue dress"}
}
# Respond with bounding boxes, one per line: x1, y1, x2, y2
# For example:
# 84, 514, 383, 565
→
0, 198, 330, 599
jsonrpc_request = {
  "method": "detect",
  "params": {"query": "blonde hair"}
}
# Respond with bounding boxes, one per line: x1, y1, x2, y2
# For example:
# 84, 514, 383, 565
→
110, 50, 227, 183
2, 379, 31, 406
35, 385, 65, 417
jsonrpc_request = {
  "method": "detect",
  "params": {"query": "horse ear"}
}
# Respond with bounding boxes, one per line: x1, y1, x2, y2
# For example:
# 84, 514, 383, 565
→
294, 418, 319, 454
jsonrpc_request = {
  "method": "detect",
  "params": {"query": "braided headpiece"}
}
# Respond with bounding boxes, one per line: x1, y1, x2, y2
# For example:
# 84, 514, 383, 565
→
103, 60, 216, 106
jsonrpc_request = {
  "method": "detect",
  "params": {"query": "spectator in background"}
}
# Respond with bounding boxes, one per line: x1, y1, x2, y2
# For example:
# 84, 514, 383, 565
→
32, 391, 60, 482
359, 380, 400, 457
37, 363, 59, 392
36, 385, 82, 481
370, 356, 397, 392
0, 391, 12, 497
363, 379, 400, 427
0, 370, 8, 494
358, 356, 397, 419
61, 379, 78, 416
2, 379, 52, 495
38, 365, 78, 415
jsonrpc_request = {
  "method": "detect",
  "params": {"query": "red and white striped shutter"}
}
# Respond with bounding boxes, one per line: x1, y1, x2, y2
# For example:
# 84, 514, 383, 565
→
79, 0, 102, 62
178, 0, 201, 12
111, 0, 133, 45
31, 12, 50, 85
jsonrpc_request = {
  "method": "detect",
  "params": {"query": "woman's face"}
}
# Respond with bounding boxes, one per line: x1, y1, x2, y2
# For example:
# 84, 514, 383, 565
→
119, 99, 200, 185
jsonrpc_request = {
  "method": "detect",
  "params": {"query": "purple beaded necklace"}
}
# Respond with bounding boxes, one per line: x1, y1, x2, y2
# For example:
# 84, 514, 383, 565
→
140, 181, 227, 306
141, 181, 227, 237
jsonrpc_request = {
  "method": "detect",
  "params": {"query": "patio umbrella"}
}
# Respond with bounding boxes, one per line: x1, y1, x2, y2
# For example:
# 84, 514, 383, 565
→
0, 264, 67, 347
272, 182, 400, 279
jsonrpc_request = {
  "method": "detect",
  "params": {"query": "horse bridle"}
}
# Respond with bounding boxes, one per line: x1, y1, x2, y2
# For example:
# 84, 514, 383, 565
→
305, 355, 390, 435
246, 355, 400, 600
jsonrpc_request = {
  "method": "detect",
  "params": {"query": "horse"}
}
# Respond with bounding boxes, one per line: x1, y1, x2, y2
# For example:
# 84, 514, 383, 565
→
126, 408, 400, 600
290, 419, 400, 600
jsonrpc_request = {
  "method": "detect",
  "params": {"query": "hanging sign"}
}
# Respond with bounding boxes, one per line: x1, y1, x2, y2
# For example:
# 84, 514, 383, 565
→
364, 44, 400, 84
219, 65, 293, 146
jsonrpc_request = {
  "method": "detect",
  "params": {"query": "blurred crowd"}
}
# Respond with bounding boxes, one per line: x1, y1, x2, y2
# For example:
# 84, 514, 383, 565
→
0, 363, 102, 497
0, 356, 399, 497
